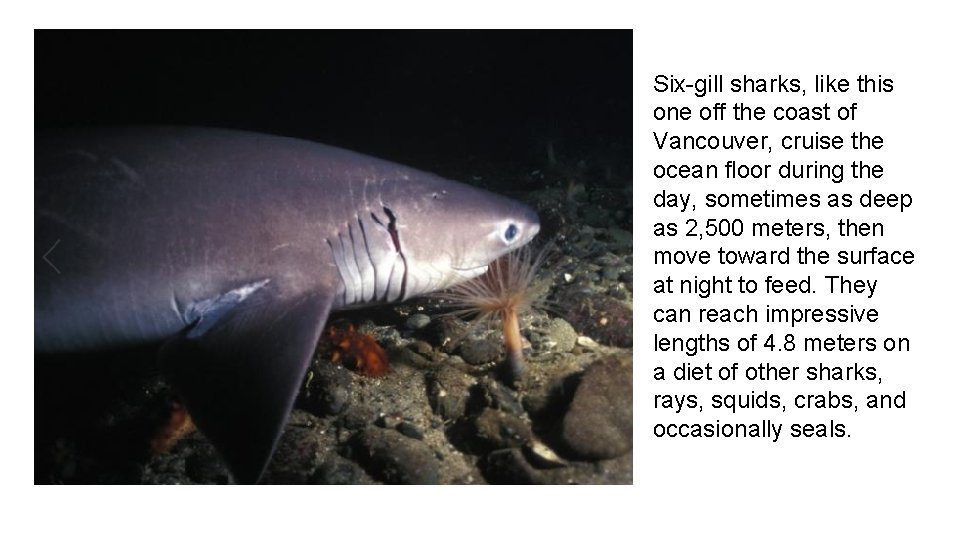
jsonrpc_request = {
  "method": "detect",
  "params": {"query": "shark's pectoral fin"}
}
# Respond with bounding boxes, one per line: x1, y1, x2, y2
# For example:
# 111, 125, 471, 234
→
160, 285, 334, 484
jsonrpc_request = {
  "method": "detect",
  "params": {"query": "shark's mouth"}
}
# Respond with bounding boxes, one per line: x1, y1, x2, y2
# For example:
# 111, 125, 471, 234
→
452, 264, 489, 281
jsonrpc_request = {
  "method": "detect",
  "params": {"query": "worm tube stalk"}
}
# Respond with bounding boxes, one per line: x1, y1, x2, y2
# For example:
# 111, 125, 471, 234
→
502, 306, 524, 384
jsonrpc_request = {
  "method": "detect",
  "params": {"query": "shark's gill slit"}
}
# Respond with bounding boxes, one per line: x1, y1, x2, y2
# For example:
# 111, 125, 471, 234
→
325, 238, 348, 306
382, 205, 402, 253
336, 233, 349, 305
398, 252, 408, 302
381, 205, 408, 301
370, 210, 407, 302
338, 232, 360, 305
383, 257, 395, 302
347, 222, 364, 301
356, 215, 377, 303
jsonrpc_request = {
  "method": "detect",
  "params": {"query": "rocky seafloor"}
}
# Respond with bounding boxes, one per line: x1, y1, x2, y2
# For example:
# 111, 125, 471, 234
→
35, 180, 633, 485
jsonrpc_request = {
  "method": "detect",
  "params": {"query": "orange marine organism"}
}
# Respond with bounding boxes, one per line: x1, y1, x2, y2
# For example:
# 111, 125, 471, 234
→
326, 325, 390, 377
149, 400, 196, 454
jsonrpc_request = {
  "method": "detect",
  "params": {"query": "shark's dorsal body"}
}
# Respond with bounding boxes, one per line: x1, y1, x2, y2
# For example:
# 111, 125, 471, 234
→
35, 127, 539, 482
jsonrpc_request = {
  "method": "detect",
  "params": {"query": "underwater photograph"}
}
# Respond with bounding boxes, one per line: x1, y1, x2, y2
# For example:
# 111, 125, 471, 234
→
34, 30, 633, 484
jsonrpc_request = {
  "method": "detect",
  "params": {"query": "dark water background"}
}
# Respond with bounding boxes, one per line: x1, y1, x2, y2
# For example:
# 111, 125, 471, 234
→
36, 30, 631, 192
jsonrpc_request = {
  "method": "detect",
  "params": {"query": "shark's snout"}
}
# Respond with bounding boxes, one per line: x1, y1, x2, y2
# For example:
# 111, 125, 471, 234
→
518, 203, 540, 244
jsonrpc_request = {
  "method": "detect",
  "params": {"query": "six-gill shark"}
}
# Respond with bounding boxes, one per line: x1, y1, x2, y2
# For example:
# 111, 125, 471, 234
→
35, 127, 540, 483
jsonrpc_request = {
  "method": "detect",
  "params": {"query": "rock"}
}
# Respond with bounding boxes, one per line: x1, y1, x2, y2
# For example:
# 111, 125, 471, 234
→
481, 448, 542, 484
595, 253, 621, 267
340, 403, 378, 430
404, 313, 431, 330
351, 427, 439, 484
604, 226, 632, 248
426, 365, 475, 421
375, 413, 404, 430
608, 283, 629, 301
523, 439, 569, 468
483, 447, 632, 485
299, 360, 352, 417
561, 355, 632, 460
311, 455, 376, 485
522, 370, 581, 420
261, 411, 328, 484
367, 323, 403, 349
421, 316, 468, 350
560, 290, 633, 347
536, 318, 578, 353
478, 378, 525, 416
474, 408, 532, 449
458, 334, 503, 365
393, 345, 432, 369
396, 421, 424, 440
375, 415, 425, 441
576, 335, 599, 348
409, 340, 435, 357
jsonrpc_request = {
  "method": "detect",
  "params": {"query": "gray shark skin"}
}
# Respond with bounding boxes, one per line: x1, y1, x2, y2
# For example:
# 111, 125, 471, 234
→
35, 127, 540, 483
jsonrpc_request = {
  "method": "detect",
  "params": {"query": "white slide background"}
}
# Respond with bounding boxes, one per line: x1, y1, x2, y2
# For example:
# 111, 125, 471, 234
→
637, 2, 959, 537
5, 2, 957, 539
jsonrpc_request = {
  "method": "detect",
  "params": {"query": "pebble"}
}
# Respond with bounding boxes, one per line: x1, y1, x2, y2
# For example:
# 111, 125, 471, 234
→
404, 313, 432, 330
458, 334, 503, 365
604, 227, 632, 248
300, 360, 352, 417
375, 413, 404, 430
576, 335, 599, 348
473, 408, 532, 449
601, 266, 621, 281
481, 448, 541, 484
410, 340, 435, 357
561, 355, 633, 460
539, 318, 578, 353
521, 370, 581, 420
422, 316, 468, 351
523, 439, 569, 468
561, 290, 633, 347
396, 421, 425, 440
608, 284, 629, 301
340, 403, 378, 430
351, 427, 439, 484
311, 455, 376, 485
426, 365, 475, 421
394, 346, 432, 368
595, 253, 621, 267
479, 378, 525, 416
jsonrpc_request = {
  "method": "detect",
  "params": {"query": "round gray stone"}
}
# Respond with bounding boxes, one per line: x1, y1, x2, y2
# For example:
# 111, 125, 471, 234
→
351, 427, 439, 484
404, 313, 432, 330
541, 318, 578, 353
561, 355, 632, 460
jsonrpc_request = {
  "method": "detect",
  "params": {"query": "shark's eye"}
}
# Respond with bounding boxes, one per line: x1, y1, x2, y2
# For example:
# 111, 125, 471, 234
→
504, 223, 518, 242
